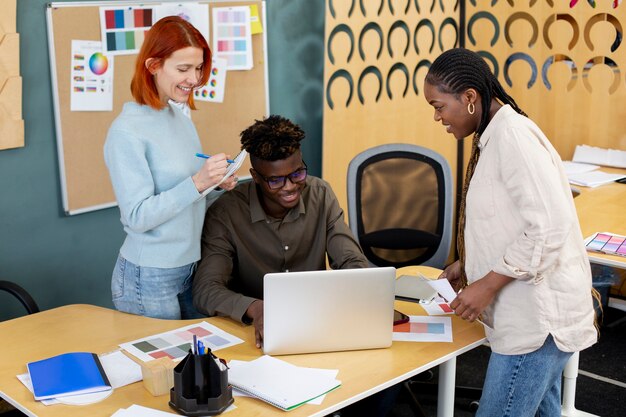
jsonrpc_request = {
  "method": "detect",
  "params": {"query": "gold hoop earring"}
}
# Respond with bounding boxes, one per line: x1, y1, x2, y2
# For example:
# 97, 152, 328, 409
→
467, 102, 475, 115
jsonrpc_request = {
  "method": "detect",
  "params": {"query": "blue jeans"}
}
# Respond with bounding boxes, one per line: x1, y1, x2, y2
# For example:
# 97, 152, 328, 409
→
111, 254, 202, 320
477, 335, 572, 417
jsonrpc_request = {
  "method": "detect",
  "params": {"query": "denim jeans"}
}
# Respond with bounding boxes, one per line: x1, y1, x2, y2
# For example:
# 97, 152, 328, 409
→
477, 334, 573, 417
111, 254, 202, 320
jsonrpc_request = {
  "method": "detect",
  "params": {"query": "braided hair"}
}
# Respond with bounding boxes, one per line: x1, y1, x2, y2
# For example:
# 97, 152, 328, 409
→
240, 115, 305, 162
425, 48, 526, 135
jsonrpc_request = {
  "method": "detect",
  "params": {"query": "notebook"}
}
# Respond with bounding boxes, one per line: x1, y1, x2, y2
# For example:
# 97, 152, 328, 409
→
27, 352, 112, 400
263, 267, 396, 355
227, 355, 340, 411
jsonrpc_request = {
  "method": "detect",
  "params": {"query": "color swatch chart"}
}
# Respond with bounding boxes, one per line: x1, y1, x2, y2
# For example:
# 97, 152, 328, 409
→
99, 6, 154, 55
212, 6, 253, 70
393, 316, 452, 343
586, 232, 626, 257
119, 322, 244, 362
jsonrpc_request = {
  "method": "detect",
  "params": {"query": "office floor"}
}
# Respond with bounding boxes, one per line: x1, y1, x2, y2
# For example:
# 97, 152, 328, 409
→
391, 305, 626, 417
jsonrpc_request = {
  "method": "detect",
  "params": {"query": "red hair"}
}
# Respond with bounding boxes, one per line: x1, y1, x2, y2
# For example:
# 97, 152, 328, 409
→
130, 16, 211, 110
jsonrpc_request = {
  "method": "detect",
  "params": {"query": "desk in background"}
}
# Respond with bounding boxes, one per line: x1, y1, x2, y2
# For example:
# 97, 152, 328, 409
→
0, 267, 486, 417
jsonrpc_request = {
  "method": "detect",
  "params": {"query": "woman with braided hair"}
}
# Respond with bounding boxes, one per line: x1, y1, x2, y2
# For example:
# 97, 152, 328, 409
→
423, 48, 597, 416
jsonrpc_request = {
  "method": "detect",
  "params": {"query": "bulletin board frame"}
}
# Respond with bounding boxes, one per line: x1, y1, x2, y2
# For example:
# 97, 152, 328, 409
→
46, 0, 268, 215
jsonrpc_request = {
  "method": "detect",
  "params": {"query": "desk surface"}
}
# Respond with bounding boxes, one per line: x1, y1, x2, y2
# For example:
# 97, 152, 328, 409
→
573, 167, 626, 269
0, 267, 485, 417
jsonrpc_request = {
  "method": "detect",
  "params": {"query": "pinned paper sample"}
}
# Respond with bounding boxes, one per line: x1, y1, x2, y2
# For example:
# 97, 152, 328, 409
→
154, 2, 210, 44
249, 4, 263, 35
119, 322, 244, 362
393, 316, 453, 343
194, 57, 227, 103
70, 40, 114, 111
99, 6, 153, 55
212, 6, 253, 70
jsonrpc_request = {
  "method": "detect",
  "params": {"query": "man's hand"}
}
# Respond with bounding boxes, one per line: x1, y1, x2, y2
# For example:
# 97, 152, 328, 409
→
245, 300, 264, 348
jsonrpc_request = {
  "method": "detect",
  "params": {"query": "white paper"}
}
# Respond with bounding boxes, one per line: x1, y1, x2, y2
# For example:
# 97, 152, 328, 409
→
420, 296, 455, 315
111, 404, 236, 416
227, 355, 340, 410
212, 6, 253, 70
425, 279, 458, 303
70, 40, 114, 111
154, 3, 210, 43
229, 359, 337, 405
393, 316, 453, 342
568, 170, 626, 188
573, 144, 626, 169
563, 161, 599, 175
16, 373, 112, 406
194, 57, 228, 103
99, 350, 143, 388
201, 150, 248, 197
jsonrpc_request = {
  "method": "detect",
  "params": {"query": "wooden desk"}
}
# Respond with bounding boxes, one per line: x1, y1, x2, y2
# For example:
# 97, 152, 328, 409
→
0, 268, 485, 417
574, 167, 626, 271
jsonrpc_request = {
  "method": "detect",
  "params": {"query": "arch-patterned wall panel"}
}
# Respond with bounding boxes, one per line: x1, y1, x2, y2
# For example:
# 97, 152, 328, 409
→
323, 0, 462, 242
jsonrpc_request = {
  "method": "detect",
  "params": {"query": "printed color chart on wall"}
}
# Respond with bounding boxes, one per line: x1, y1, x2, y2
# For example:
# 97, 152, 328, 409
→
119, 322, 244, 362
98, 6, 154, 55
586, 232, 626, 257
212, 6, 253, 70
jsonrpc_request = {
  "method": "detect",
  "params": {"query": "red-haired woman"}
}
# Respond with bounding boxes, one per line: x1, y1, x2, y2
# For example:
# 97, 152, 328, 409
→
104, 16, 237, 319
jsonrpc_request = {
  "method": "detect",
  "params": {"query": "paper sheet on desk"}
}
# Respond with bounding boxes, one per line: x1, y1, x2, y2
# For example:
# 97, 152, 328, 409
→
111, 404, 236, 416
201, 150, 248, 197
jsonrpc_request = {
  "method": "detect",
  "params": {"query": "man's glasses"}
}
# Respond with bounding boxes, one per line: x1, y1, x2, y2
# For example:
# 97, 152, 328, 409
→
256, 162, 308, 190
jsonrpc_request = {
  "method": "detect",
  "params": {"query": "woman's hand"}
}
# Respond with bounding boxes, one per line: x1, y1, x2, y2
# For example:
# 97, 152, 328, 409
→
450, 271, 513, 322
219, 174, 239, 191
192, 153, 229, 192
438, 260, 463, 291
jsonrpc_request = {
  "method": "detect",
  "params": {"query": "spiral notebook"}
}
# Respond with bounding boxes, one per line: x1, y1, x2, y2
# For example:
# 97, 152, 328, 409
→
227, 355, 340, 411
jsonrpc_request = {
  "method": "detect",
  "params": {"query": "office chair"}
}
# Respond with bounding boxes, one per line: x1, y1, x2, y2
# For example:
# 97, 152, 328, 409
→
347, 144, 481, 415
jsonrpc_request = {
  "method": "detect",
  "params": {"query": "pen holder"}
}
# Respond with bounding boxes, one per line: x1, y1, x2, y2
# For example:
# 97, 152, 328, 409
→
169, 350, 233, 416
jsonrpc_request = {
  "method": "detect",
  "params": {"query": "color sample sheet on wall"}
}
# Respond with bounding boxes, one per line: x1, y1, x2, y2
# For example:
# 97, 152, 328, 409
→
119, 322, 244, 362
154, 2, 210, 42
393, 316, 453, 342
99, 5, 154, 55
70, 40, 113, 111
212, 6, 253, 70
194, 57, 228, 102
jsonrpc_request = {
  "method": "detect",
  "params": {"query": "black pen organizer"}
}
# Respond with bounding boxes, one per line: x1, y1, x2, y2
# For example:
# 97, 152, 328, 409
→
169, 349, 233, 416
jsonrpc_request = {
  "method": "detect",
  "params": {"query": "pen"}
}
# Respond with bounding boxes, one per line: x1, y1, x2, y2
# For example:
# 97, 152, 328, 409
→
195, 153, 235, 164
198, 340, 205, 356
192, 334, 197, 355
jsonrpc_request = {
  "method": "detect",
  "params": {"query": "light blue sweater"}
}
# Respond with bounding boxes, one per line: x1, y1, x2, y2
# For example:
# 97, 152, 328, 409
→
104, 102, 217, 268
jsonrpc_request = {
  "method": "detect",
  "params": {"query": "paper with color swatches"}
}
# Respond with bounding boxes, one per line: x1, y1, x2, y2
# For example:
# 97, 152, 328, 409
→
119, 322, 243, 362
585, 232, 626, 257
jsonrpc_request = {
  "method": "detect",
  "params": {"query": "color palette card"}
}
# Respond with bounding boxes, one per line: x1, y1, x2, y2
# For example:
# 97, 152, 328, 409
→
393, 316, 453, 343
212, 6, 253, 70
70, 40, 113, 111
420, 296, 454, 316
99, 6, 154, 55
194, 57, 228, 103
585, 232, 626, 257
119, 322, 243, 362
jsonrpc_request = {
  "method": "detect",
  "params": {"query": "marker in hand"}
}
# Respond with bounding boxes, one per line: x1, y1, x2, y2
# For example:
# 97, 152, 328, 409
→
195, 153, 234, 164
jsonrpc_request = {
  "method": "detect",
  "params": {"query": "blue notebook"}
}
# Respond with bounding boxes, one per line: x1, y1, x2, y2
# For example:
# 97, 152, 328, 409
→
27, 352, 111, 400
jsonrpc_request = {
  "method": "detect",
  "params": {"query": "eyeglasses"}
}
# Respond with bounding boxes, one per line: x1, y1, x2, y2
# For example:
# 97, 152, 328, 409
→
256, 162, 308, 190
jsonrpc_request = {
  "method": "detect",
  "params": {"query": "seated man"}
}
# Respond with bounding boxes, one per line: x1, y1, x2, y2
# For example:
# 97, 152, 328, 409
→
193, 115, 369, 348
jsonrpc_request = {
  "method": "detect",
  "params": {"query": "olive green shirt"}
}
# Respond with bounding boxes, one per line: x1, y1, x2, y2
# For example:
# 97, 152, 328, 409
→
193, 176, 369, 322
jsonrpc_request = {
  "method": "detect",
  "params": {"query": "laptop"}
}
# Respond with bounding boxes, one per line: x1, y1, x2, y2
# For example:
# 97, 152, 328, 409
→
262, 267, 396, 355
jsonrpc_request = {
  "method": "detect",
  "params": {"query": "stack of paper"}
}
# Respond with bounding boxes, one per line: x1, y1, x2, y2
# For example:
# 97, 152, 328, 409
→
573, 145, 626, 169
567, 170, 626, 188
228, 355, 341, 411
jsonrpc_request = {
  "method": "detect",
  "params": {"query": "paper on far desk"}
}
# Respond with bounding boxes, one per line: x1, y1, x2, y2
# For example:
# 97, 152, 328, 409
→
17, 350, 142, 406
573, 144, 626, 169
568, 170, 626, 188
201, 150, 248, 197
563, 161, 599, 175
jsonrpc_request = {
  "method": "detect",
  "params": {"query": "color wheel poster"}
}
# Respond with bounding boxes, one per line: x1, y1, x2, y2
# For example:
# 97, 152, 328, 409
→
99, 6, 154, 56
119, 321, 244, 362
194, 57, 228, 103
70, 40, 113, 112
212, 6, 253, 70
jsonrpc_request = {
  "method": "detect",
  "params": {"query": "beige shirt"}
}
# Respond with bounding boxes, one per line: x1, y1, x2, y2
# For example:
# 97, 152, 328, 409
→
193, 176, 369, 322
465, 105, 597, 355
